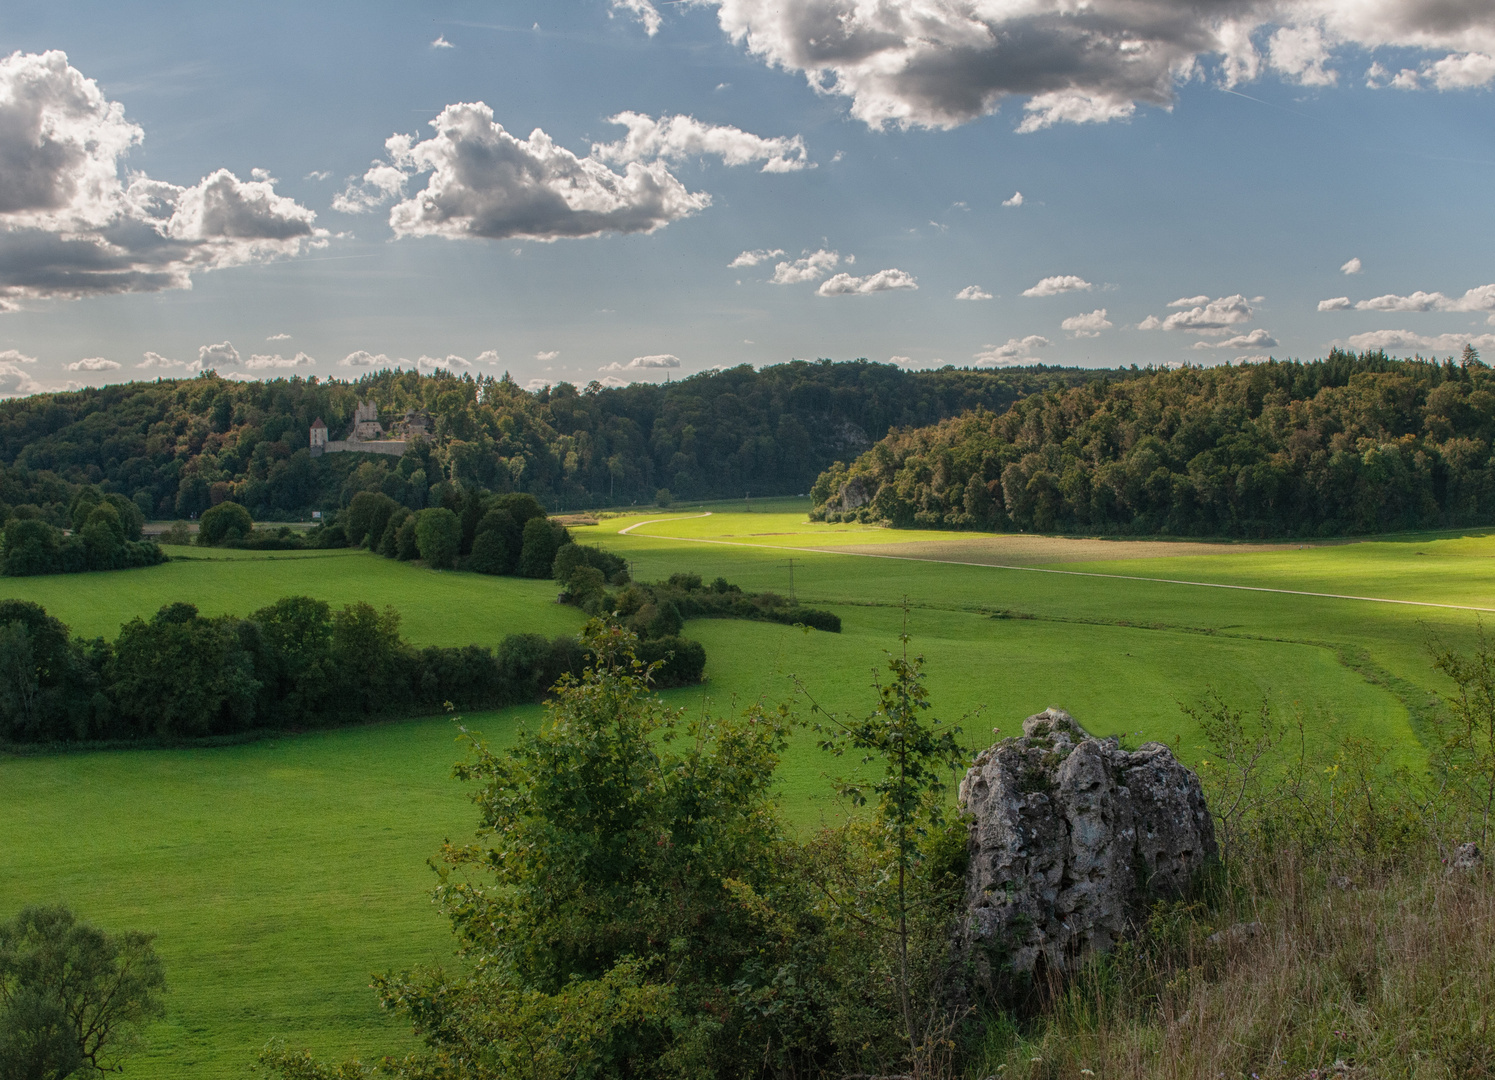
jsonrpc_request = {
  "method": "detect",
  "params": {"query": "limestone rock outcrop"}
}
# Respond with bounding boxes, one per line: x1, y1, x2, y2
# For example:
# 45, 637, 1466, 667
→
958, 708, 1216, 982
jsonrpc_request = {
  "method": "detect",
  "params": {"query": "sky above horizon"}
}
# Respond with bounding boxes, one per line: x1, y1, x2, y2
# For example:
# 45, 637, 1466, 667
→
0, 0, 1492, 395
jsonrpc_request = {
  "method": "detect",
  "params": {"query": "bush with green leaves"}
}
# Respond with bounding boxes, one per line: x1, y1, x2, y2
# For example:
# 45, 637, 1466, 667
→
196, 501, 254, 546
1, 513, 165, 577
552, 542, 628, 586
0, 598, 657, 744
259, 623, 976, 1080
414, 508, 461, 569
0, 905, 166, 1080
517, 516, 569, 578
345, 491, 401, 549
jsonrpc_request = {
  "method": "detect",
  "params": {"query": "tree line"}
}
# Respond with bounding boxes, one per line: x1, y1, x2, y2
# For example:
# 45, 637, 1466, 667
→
2, 488, 164, 576
0, 597, 700, 745
0, 361, 1090, 526
813, 348, 1495, 537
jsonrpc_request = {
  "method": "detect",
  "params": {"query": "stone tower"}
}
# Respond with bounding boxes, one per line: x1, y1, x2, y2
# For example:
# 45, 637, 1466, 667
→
310, 417, 327, 456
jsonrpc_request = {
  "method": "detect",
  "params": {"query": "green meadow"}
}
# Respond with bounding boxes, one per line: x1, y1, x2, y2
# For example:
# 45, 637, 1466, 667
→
3, 500, 1489, 1076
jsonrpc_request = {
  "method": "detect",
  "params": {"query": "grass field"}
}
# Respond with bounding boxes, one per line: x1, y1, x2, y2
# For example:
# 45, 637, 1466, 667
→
3, 502, 1489, 1076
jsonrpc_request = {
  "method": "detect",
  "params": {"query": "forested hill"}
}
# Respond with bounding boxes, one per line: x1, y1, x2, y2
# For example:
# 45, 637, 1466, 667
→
811, 349, 1495, 538
0, 360, 1096, 524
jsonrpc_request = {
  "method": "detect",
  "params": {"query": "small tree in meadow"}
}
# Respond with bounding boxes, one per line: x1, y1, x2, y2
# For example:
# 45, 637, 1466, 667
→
804, 602, 970, 1078
414, 507, 460, 569
0, 905, 167, 1079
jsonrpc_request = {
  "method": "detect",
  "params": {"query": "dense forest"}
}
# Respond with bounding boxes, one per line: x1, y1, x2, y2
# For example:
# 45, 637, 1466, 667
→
812, 349, 1495, 537
0, 361, 1087, 525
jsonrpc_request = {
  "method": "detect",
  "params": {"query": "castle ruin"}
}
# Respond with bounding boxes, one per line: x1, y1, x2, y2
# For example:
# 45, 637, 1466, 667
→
310, 402, 433, 458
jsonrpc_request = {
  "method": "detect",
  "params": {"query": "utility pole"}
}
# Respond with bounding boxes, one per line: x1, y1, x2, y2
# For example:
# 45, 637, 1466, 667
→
779, 557, 798, 603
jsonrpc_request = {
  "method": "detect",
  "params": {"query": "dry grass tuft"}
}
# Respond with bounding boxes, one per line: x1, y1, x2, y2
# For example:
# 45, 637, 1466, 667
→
971, 850, 1494, 1080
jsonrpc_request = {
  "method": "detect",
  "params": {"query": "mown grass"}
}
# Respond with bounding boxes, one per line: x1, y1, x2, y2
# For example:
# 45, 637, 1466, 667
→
2, 508, 1489, 1076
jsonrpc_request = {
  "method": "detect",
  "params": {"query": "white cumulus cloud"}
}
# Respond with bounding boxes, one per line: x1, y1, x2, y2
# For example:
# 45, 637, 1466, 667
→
974, 335, 1051, 366
475, 350, 501, 365
1351, 285, 1495, 313
730, 248, 785, 267
955, 285, 992, 300
1341, 256, 1363, 274
1269, 24, 1337, 86
418, 354, 472, 371
691, 0, 1495, 132
817, 268, 918, 296
67, 357, 120, 371
339, 350, 391, 367
1318, 296, 1352, 311
1345, 330, 1495, 354
1140, 294, 1254, 333
594, 112, 809, 172
0, 51, 326, 310
1061, 308, 1113, 337
612, 0, 663, 35
771, 249, 840, 284
245, 352, 315, 369
1194, 328, 1279, 349
0, 349, 37, 365
1022, 274, 1093, 298
600, 353, 683, 372
137, 351, 186, 369
337, 103, 712, 242
0, 363, 43, 396
1002, 191, 1024, 207
1376, 50, 1495, 90
198, 341, 240, 369
432, 35, 454, 49
535, 350, 560, 361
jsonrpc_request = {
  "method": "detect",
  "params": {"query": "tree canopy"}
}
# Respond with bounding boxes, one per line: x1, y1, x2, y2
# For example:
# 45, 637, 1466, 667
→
813, 350, 1495, 537
0, 361, 1087, 525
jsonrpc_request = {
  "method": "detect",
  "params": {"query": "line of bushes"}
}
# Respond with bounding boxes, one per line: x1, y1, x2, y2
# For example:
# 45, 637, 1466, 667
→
0, 597, 703, 745
2, 489, 165, 576
191, 490, 614, 586
561, 569, 842, 634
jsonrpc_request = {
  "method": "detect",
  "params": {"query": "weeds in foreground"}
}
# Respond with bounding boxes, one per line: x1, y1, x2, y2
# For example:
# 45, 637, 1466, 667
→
970, 854, 1493, 1080
965, 629, 1495, 1080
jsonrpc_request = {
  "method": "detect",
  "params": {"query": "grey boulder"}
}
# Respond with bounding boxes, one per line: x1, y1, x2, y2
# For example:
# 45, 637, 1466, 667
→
958, 707, 1217, 983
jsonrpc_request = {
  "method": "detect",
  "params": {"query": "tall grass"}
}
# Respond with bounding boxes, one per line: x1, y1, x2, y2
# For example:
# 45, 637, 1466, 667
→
966, 638, 1495, 1080
972, 852, 1492, 1079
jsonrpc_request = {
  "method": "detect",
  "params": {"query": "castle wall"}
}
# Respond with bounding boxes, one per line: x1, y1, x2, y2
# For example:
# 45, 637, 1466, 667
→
314, 440, 408, 458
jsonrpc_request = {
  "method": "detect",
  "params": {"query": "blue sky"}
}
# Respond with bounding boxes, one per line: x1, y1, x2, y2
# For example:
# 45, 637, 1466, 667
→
0, 0, 1492, 393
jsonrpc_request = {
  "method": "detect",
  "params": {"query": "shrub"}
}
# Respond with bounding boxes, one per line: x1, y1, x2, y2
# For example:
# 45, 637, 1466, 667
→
109, 603, 259, 738
467, 508, 520, 574
2, 519, 60, 576
0, 905, 166, 1077
415, 508, 461, 569
655, 487, 672, 507
376, 507, 410, 557
634, 635, 705, 686
553, 542, 629, 585
518, 517, 569, 578
196, 502, 253, 546
395, 514, 419, 560
345, 491, 401, 549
